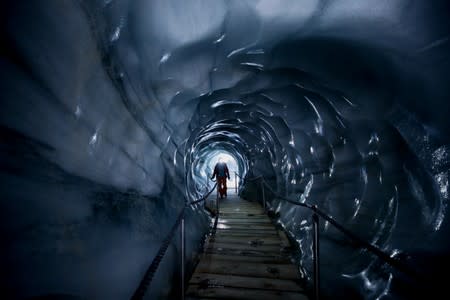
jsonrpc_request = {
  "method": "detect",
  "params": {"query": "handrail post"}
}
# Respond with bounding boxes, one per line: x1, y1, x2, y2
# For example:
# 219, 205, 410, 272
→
181, 216, 185, 300
312, 205, 320, 300
216, 191, 219, 215
261, 179, 266, 211
235, 172, 237, 193
217, 191, 220, 216
206, 176, 210, 209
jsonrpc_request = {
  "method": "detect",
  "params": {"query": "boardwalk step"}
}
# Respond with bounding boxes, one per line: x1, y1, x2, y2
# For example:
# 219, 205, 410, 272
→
195, 259, 298, 280
186, 285, 309, 300
201, 253, 291, 264
189, 273, 305, 292
210, 236, 283, 245
215, 224, 276, 230
207, 242, 289, 253
218, 219, 272, 224
214, 231, 279, 238
205, 247, 290, 258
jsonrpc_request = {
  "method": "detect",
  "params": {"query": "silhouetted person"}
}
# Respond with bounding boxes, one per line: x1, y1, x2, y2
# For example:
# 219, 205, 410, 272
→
211, 158, 230, 199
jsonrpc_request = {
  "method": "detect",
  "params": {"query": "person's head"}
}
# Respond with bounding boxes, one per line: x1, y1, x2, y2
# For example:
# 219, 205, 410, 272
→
218, 157, 223, 164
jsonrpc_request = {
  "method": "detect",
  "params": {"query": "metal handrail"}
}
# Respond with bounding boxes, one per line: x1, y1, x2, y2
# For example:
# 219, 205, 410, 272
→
130, 183, 218, 300
241, 174, 421, 300
190, 182, 218, 205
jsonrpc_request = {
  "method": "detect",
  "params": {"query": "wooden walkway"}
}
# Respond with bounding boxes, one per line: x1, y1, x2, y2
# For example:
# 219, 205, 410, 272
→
186, 192, 310, 300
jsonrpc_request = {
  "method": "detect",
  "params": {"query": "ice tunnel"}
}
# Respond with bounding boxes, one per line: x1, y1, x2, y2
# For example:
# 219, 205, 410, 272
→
1, 0, 450, 299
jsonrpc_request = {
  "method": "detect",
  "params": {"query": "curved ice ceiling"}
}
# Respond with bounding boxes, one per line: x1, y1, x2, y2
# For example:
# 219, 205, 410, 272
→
1, 0, 450, 299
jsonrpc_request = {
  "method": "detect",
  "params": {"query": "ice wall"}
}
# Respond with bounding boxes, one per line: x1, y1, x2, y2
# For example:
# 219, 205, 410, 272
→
1, 1, 209, 299
1, 0, 450, 299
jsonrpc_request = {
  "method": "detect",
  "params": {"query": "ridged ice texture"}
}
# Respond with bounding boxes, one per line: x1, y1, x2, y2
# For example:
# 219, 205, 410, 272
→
1, 0, 450, 299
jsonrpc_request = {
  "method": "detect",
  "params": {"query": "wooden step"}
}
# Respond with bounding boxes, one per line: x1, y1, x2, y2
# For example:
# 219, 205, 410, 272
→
186, 285, 309, 300
189, 273, 305, 292
207, 242, 289, 253
218, 218, 272, 224
210, 236, 283, 245
219, 204, 263, 208
215, 224, 276, 230
218, 214, 269, 219
219, 206, 262, 209
205, 247, 291, 258
201, 253, 291, 264
220, 204, 261, 206
195, 260, 299, 280
214, 231, 280, 238
220, 203, 260, 205
219, 210, 265, 214
219, 213, 267, 217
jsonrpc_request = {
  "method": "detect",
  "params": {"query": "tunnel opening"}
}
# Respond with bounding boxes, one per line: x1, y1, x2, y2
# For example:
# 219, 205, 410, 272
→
205, 151, 240, 191
187, 146, 243, 198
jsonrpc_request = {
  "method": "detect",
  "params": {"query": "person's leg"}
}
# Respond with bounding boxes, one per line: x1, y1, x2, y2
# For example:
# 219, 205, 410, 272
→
217, 177, 223, 198
220, 177, 226, 198
217, 178, 222, 197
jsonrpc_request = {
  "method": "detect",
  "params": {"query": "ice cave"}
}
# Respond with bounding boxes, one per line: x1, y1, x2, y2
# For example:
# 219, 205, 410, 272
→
1, 1, 450, 299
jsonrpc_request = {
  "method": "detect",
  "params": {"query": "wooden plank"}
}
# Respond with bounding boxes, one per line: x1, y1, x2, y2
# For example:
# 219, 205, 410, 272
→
200, 253, 290, 264
221, 205, 261, 207
204, 247, 291, 258
215, 224, 275, 230
217, 216, 274, 223
216, 226, 278, 232
219, 200, 258, 204
210, 236, 283, 245
195, 260, 299, 280
214, 231, 279, 238
207, 242, 285, 253
186, 285, 309, 300
219, 210, 266, 213
219, 212, 272, 221
214, 231, 279, 237
219, 213, 268, 217
217, 222, 273, 227
219, 205, 263, 208
218, 218, 272, 224
220, 203, 260, 206
219, 213, 267, 217
219, 213, 271, 220
219, 210, 265, 214
220, 202, 260, 205
219, 217, 271, 222
189, 273, 304, 292
220, 206, 262, 209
